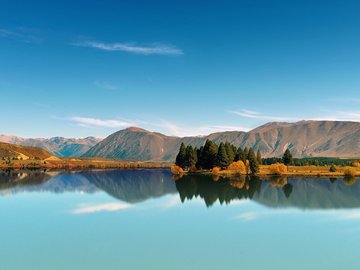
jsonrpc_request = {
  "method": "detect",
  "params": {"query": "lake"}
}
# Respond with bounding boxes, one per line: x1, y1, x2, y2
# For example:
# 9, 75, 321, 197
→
0, 169, 359, 270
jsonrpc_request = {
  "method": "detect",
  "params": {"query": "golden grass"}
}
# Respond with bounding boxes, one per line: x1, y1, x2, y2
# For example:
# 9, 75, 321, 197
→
174, 165, 360, 177
263, 165, 360, 176
344, 167, 357, 177
0, 158, 171, 170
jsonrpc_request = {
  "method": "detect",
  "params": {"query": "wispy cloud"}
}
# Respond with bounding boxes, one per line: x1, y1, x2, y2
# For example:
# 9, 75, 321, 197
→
229, 109, 297, 122
69, 116, 135, 128
66, 116, 250, 136
230, 108, 360, 123
94, 80, 118, 90
72, 203, 131, 215
310, 110, 360, 122
0, 27, 42, 44
151, 120, 250, 137
326, 97, 360, 104
74, 40, 183, 55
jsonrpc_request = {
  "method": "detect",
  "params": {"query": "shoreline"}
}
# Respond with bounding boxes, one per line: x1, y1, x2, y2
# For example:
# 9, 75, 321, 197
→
1, 161, 359, 178
0, 158, 172, 170
172, 165, 360, 178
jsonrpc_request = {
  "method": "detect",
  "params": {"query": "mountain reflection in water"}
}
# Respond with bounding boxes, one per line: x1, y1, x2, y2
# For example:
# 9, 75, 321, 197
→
0, 169, 359, 209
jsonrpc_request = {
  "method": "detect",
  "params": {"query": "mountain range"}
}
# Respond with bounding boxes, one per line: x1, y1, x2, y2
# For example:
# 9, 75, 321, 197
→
0, 135, 101, 157
1, 120, 360, 161
83, 120, 360, 161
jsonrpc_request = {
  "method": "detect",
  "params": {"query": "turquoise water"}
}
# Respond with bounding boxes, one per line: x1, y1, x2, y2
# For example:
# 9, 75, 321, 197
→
0, 169, 360, 270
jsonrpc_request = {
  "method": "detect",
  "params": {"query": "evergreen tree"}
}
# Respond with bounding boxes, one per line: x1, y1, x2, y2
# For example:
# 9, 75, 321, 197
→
175, 143, 186, 168
231, 145, 238, 160
247, 148, 259, 174
185, 145, 197, 169
196, 146, 204, 168
216, 142, 229, 169
243, 147, 249, 162
201, 139, 218, 169
283, 148, 293, 166
236, 147, 245, 162
256, 150, 262, 165
225, 142, 235, 163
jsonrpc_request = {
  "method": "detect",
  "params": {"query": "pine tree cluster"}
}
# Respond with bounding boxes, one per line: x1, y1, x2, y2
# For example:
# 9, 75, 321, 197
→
175, 140, 262, 174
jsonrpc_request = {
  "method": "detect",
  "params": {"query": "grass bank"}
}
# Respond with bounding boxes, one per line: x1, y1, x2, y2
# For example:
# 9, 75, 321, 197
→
0, 157, 171, 170
172, 165, 360, 177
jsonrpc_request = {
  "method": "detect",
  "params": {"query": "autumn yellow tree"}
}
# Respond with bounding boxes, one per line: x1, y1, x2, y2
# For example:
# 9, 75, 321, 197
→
269, 163, 288, 175
227, 160, 246, 174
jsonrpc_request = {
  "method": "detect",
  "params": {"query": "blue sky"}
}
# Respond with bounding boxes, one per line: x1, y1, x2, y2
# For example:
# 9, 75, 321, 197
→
1, 0, 360, 138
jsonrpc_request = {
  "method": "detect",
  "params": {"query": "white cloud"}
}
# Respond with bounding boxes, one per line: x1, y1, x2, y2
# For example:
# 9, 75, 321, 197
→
66, 116, 250, 136
230, 109, 360, 123
70, 116, 135, 128
229, 109, 297, 122
94, 80, 118, 90
310, 111, 360, 122
74, 40, 183, 55
0, 27, 42, 44
326, 97, 360, 104
151, 120, 250, 137
72, 202, 131, 215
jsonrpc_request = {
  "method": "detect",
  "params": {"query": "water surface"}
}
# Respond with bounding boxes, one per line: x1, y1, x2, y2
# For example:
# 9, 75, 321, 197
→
0, 169, 359, 270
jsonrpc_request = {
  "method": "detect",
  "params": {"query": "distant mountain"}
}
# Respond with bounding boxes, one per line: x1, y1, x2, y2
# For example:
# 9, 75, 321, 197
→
0, 135, 102, 157
0, 141, 55, 160
83, 121, 360, 161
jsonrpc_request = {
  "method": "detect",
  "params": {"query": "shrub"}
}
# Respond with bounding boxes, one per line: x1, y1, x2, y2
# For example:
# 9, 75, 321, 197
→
211, 167, 221, 174
269, 163, 288, 175
171, 165, 184, 175
351, 161, 360, 167
227, 160, 246, 174
344, 167, 356, 177
329, 164, 337, 172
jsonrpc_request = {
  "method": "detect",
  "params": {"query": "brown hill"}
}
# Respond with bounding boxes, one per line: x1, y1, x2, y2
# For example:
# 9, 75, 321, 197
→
83, 120, 360, 161
0, 142, 54, 160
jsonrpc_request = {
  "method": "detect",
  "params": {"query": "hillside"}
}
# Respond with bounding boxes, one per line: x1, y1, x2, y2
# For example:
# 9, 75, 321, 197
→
0, 142, 55, 160
0, 135, 101, 157
83, 120, 360, 161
